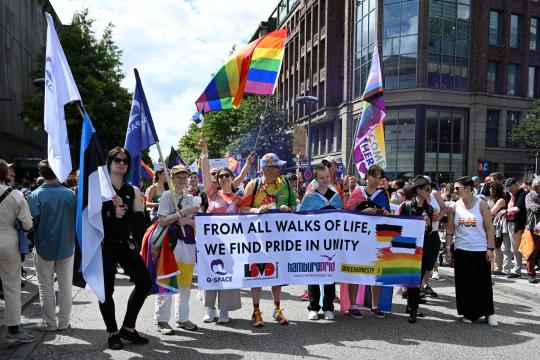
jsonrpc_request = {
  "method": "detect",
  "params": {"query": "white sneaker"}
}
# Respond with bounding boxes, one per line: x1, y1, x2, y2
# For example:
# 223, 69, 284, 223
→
462, 317, 473, 324
308, 310, 319, 320
487, 315, 498, 327
34, 321, 57, 331
203, 307, 216, 323
218, 310, 230, 324
431, 271, 440, 280
324, 311, 335, 320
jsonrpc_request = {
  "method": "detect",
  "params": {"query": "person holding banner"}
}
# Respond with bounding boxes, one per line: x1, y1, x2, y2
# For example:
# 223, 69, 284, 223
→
298, 165, 342, 321
445, 177, 498, 326
397, 176, 440, 323
345, 165, 389, 319
198, 138, 250, 324
154, 165, 201, 334
239, 153, 296, 327
100, 148, 151, 350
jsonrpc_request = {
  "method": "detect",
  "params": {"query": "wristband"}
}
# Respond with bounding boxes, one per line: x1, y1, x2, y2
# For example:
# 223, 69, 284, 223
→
200, 153, 208, 159
487, 247, 494, 251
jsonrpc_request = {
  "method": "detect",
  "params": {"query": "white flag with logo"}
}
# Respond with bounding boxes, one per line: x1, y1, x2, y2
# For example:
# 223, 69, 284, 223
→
44, 13, 81, 182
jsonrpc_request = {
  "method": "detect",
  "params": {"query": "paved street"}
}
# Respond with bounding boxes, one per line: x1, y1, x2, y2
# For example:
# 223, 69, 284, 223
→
1, 260, 539, 360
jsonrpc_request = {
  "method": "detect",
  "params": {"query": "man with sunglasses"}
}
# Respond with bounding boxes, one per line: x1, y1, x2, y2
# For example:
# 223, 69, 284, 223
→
239, 153, 296, 327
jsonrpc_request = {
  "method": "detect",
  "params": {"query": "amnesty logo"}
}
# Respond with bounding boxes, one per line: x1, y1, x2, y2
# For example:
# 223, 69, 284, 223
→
341, 264, 382, 275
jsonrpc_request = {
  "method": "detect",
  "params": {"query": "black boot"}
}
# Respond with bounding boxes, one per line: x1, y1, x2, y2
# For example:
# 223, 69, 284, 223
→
408, 309, 417, 323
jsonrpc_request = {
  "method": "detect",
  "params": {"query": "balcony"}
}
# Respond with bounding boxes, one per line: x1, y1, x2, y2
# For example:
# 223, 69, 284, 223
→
313, 33, 319, 44
307, 39, 312, 51
320, 67, 326, 81
300, 82, 305, 93
313, 72, 318, 84
321, 26, 326, 39
301, 45, 306, 57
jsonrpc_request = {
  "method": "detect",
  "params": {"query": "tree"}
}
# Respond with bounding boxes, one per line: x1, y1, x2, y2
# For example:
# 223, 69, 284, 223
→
510, 99, 540, 150
178, 96, 293, 167
21, 9, 132, 167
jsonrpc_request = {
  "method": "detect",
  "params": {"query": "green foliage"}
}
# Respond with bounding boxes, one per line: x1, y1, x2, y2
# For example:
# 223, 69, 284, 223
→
21, 9, 132, 166
178, 96, 292, 166
510, 99, 540, 150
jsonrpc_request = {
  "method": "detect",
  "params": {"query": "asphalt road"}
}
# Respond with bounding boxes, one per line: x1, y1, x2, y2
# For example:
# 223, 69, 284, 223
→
2, 266, 540, 360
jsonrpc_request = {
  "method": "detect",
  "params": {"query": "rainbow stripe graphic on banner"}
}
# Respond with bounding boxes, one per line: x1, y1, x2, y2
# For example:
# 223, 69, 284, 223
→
353, 45, 387, 175
195, 29, 287, 112
374, 224, 421, 287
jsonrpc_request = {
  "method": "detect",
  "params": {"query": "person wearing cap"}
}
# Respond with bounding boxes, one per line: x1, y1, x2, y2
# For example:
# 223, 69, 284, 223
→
239, 153, 297, 327
500, 178, 527, 278
154, 164, 201, 335
28, 160, 76, 332
99, 147, 151, 350
445, 177, 498, 326
397, 176, 440, 323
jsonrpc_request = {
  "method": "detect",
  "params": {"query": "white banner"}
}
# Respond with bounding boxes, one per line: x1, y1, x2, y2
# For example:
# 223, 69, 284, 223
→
195, 210, 425, 290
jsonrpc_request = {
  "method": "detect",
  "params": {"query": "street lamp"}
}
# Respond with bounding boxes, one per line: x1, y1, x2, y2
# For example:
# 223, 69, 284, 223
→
295, 95, 318, 178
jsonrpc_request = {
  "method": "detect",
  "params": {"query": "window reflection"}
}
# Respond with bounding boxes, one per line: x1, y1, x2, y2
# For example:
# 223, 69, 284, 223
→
384, 109, 416, 179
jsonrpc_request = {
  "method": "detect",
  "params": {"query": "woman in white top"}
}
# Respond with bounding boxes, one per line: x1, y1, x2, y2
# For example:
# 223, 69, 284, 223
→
446, 177, 497, 326
0, 159, 34, 344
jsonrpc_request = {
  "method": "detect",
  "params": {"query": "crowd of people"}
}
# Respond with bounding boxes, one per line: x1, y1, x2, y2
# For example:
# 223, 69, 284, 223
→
1, 148, 539, 349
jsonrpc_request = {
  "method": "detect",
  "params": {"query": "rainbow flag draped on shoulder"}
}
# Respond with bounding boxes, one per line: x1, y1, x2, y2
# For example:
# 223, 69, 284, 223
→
195, 29, 287, 112
353, 45, 387, 175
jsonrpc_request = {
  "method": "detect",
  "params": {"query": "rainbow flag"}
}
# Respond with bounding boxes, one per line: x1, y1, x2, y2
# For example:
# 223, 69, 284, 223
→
353, 45, 386, 175
195, 29, 287, 112
140, 160, 154, 181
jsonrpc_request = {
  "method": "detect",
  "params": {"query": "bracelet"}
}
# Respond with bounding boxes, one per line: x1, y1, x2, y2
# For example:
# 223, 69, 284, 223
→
445, 233, 454, 236
200, 153, 208, 159
487, 247, 494, 251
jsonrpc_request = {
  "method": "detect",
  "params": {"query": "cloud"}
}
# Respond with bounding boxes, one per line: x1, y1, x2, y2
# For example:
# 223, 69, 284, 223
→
50, 0, 277, 161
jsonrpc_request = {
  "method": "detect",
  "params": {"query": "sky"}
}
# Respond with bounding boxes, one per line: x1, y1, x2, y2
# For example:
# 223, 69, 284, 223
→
50, 0, 278, 162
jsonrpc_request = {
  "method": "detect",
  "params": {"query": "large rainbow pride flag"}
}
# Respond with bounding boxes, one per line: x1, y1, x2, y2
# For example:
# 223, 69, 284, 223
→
353, 45, 387, 175
195, 29, 287, 112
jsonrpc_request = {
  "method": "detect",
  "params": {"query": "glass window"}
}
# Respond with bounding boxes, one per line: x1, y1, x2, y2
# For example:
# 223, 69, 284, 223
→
428, 0, 469, 90
485, 110, 499, 147
529, 67, 538, 98
507, 64, 519, 96
487, 61, 499, 93
384, 109, 416, 179
531, 18, 538, 51
489, 10, 502, 46
510, 14, 521, 48
382, 0, 418, 90
506, 112, 520, 147
424, 109, 466, 184
354, 1, 377, 97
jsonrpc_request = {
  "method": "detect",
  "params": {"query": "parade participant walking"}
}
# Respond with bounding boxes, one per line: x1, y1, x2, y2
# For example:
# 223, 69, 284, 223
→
239, 153, 296, 327
398, 176, 439, 323
145, 169, 168, 223
0, 159, 34, 344
346, 165, 390, 319
199, 138, 253, 324
298, 164, 342, 321
28, 160, 76, 331
99, 148, 151, 350
154, 164, 201, 334
488, 182, 507, 275
501, 178, 527, 278
425, 180, 446, 284
446, 177, 497, 326
522, 177, 540, 283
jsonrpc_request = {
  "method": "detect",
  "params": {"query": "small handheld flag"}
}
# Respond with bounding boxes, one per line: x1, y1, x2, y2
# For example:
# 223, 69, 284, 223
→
191, 111, 205, 128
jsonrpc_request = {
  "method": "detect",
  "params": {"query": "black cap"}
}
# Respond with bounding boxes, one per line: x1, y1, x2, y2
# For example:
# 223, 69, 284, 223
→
412, 176, 431, 191
504, 178, 517, 188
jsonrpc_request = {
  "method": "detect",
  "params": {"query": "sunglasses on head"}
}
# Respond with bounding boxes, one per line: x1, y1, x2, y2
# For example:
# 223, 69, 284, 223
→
113, 157, 129, 165
218, 173, 232, 179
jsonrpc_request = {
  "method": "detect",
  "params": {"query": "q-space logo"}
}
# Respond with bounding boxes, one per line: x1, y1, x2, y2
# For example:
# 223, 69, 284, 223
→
243, 262, 278, 281
206, 259, 233, 284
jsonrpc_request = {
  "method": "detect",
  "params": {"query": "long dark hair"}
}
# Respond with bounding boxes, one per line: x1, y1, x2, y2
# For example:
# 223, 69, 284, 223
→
106, 147, 131, 183
490, 182, 505, 201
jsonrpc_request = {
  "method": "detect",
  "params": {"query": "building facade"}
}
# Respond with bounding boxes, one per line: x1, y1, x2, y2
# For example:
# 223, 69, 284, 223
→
258, 0, 540, 182
0, 0, 57, 175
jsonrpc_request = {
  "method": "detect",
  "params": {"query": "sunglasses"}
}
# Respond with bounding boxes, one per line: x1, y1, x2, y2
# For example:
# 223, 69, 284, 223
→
210, 172, 217, 176
113, 157, 129, 165
218, 173, 232, 179
454, 187, 462, 191
422, 186, 432, 192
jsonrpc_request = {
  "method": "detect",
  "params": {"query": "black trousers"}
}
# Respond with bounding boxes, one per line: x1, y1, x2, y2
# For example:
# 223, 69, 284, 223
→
307, 283, 335, 312
408, 231, 441, 311
454, 249, 494, 321
99, 241, 151, 333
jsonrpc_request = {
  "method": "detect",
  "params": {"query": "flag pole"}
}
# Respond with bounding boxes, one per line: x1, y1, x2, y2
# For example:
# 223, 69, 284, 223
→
155, 141, 186, 237
252, 97, 270, 154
